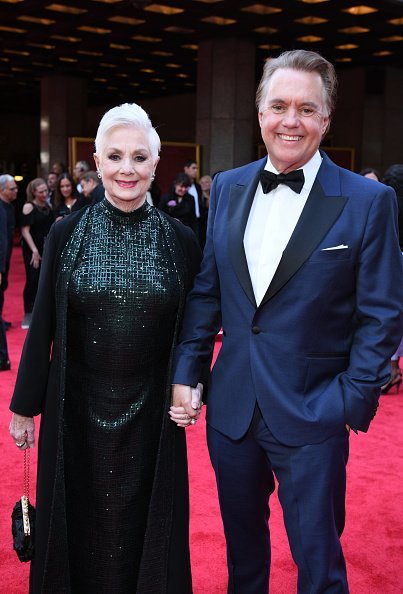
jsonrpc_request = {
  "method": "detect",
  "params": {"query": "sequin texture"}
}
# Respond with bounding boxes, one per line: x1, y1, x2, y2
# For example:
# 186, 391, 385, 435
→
63, 199, 180, 592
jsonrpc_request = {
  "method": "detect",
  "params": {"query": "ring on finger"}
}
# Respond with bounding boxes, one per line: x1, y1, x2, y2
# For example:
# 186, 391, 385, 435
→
16, 441, 26, 448
190, 418, 196, 425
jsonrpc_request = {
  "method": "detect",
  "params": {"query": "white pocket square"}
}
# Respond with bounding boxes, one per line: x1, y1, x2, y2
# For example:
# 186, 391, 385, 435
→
321, 244, 349, 251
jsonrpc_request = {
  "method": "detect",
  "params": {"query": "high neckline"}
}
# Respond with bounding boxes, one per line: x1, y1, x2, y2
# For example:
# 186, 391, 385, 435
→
100, 197, 152, 221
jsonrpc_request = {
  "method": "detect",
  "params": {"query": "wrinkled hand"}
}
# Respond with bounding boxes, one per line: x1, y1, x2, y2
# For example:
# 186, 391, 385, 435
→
9, 413, 35, 449
169, 383, 203, 428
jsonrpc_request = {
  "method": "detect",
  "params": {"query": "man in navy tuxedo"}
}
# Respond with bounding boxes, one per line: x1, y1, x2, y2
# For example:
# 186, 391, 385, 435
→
171, 50, 403, 593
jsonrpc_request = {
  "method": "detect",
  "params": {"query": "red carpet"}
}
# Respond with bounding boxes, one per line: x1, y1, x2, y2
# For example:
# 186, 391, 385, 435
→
1, 248, 403, 593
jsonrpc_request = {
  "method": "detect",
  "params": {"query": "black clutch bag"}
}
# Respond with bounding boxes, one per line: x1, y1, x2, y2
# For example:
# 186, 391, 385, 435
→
11, 449, 36, 562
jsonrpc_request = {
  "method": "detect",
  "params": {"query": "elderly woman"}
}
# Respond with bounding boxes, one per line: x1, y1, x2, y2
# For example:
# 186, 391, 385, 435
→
9, 103, 203, 594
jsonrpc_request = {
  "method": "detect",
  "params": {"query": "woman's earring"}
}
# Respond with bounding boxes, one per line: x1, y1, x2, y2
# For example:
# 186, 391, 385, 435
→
97, 170, 102, 179
151, 174, 155, 181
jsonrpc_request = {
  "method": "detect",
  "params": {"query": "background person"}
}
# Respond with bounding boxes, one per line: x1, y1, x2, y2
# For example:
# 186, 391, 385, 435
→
380, 163, 403, 394
171, 50, 403, 594
9, 102, 202, 594
158, 172, 198, 234
199, 174, 212, 249
0, 174, 18, 328
20, 177, 53, 329
0, 201, 10, 370
53, 172, 88, 220
80, 169, 105, 205
359, 167, 380, 181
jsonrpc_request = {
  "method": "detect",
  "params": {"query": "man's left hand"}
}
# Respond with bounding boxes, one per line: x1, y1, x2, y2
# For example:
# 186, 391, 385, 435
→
169, 383, 203, 427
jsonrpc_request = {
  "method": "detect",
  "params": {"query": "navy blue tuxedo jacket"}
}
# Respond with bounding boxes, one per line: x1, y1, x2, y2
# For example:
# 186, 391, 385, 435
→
173, 152, 403, 446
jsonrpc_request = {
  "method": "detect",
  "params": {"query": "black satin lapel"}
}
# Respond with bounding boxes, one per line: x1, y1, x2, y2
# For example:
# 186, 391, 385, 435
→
228, 172, 261, 306
261, 178, 348, 304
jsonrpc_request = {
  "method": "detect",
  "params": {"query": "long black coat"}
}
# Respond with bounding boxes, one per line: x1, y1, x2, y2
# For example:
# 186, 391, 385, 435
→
10, 204, 202, 594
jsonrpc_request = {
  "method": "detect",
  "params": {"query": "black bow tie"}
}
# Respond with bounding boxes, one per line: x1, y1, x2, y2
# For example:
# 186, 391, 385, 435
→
260, 169, 305, 194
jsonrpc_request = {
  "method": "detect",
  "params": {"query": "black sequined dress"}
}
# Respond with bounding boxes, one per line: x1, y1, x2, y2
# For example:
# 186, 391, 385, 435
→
63, 199, 180, 592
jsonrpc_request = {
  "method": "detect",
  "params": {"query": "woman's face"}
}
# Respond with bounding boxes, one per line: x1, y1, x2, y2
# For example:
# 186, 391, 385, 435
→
94, 125, 159, 212
174, 183, 188, 198
33, 184, 48, 203
59, 178, 73, 199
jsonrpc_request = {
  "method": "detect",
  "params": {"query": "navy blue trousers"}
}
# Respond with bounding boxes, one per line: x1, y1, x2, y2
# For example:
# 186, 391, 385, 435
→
207, 406, 349, 594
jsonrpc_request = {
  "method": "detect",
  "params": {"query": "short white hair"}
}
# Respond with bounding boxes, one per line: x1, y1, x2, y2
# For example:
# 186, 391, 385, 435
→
0, 174, 15, 190
95, 102, 161, 160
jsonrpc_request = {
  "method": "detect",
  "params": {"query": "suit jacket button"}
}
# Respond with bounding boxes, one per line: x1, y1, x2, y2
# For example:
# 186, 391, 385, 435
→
252, 326, 261, 334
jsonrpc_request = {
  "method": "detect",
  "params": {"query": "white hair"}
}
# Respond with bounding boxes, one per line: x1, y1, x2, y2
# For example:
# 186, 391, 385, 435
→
0, 174, 15, 190
95, 103, 161, 160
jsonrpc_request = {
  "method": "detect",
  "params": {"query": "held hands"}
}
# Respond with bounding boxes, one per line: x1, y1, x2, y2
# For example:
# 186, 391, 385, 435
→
9, 413, 35, 450
169, 383, 203, 428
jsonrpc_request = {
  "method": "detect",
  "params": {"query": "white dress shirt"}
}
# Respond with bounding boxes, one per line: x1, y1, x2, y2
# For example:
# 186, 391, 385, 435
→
187, 183, 200, 218
244, 151, 322, 305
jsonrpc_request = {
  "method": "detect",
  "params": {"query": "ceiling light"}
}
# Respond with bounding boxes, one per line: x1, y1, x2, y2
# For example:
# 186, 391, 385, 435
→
90, 0, 122, 3
335, 57, 352, 62
141, 68, 155, 73
77, 50, 103, 57
338, 27, 369, 34
4, 49, 30, 56
342, 6, 378, 16
201, 16, 237, 25
151, 78, 165, 82
0, 25, 26, 33
294, 17, 328, 24
100, 63, 117, 68
336, 44, 359, 50
94, 78, 108, 82
192, 0, 224, 3
59, 57, 78, 63
145, 4, 184, 15
46, 4, 87, 14
77, 26, 112, 34
373, 51, 392, 56
28, 43, 55, 50
181, 44, 198, 51
253, 27, 278, 34
152, 51, 174, 56
17, 16, 55, 25
297, 35, 323, 42
108, 16, 145, 25
129, 82, 140, 87
131, 35, 162, 43
259, 44, 281, 50
0, 0, 24, 4
164, 27, 195, 34
298, 0, 329, 3
166, 63, 181, 68
110, 44, 132, 50
389, 18, 403, 26
380, 36, 403, 42
126, 57, 144, 63
51, 35, 81, 43
241, 4, 282, 14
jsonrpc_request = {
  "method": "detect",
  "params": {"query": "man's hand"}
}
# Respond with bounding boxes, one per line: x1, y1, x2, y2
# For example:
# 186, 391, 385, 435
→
169, 383, 203, 427
9, 413, 35, 449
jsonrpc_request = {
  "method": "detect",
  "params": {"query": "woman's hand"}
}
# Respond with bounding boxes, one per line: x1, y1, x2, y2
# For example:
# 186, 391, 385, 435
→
30, 250, 41, 268
9, 413, 35, 449
169, 383, 203, 427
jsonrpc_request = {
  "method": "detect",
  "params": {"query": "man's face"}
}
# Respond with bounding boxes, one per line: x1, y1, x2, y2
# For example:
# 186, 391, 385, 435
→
47, 173, 57, 191
184, 163, 198, 181
0, 179, 18, 203
258, 68, 329, 173
73, 163, 85, 181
